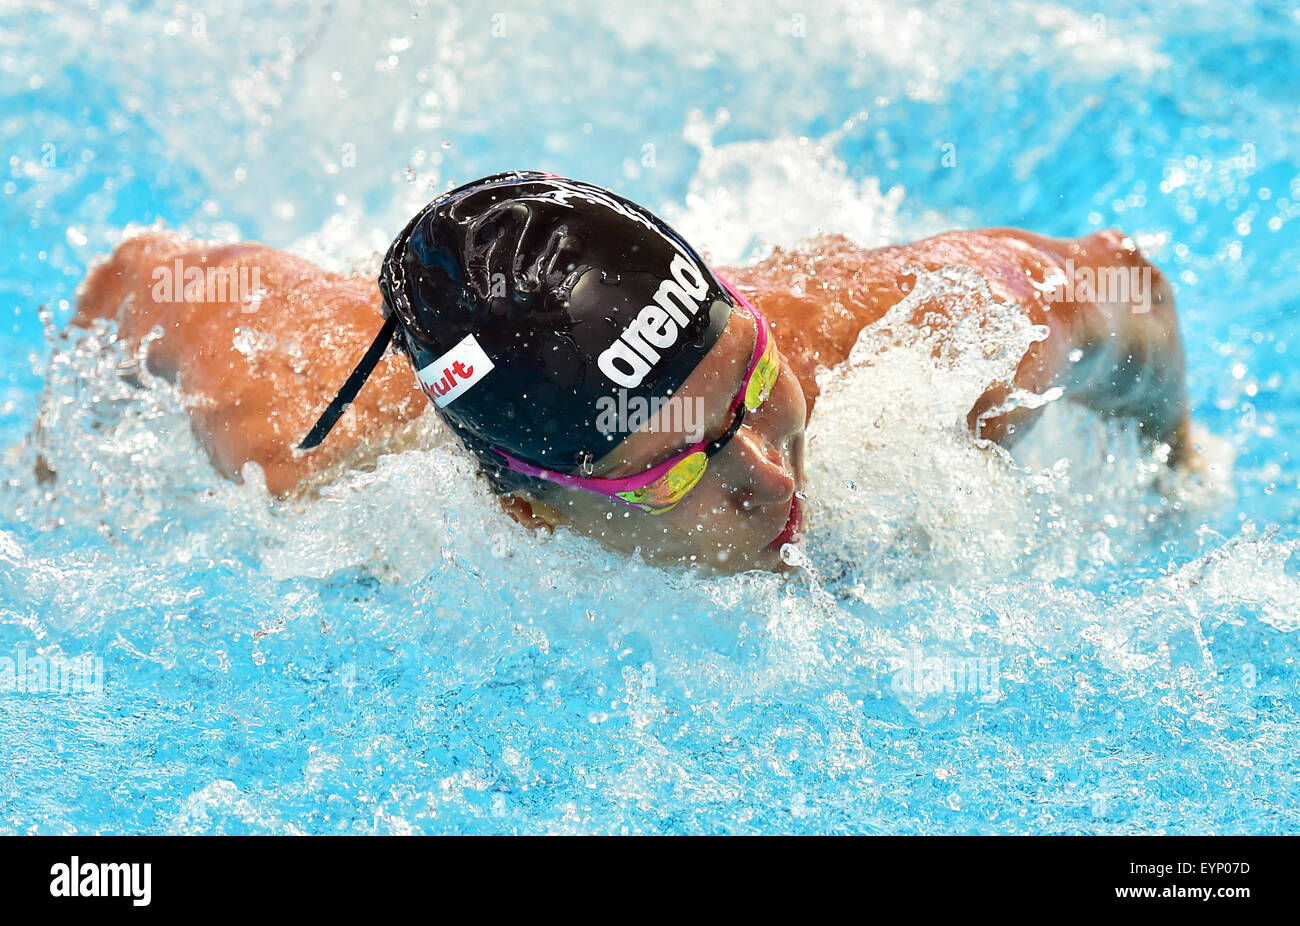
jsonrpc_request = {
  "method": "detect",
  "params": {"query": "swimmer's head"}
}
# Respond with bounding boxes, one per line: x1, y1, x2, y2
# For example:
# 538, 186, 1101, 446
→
303, 172, 806, 572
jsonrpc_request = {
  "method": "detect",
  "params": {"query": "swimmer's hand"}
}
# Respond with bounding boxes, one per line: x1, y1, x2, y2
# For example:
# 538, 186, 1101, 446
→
1167, 412, 1198, 469
1167, 413, 1231, 494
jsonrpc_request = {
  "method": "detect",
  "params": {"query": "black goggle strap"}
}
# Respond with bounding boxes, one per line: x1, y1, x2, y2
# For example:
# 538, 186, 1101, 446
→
297, 314, 399, 450
704, 403, 748, 458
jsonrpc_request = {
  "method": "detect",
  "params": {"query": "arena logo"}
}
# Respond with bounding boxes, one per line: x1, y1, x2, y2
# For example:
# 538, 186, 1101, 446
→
1041, 258, 1154, 313
151, 259, 265, 311
594, 389, 708, 443
49, 857, 151, 906
597, 243, 712, 389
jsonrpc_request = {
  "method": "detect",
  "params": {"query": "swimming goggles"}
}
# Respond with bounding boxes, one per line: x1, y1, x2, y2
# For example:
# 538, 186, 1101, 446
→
493, 277, 780, 514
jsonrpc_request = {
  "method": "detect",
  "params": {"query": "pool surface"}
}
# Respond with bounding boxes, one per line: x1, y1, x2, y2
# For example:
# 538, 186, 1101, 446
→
1, 0, 1298, 833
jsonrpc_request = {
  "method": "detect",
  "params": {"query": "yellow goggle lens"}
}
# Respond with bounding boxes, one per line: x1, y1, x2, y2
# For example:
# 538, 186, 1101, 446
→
615, 451, 709, 515
744, 338, 779, 411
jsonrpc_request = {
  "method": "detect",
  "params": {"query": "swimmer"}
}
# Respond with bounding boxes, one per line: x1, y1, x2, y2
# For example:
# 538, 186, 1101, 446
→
52, 171, 1193, 572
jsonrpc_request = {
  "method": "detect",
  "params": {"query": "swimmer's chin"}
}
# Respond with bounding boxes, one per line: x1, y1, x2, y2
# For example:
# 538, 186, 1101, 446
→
586, 531, 799, 575
637, 538, 801, 575
501, 498, 805, 574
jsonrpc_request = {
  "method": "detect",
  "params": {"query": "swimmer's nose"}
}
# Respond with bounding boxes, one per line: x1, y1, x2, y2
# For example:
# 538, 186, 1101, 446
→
720, 426, 796, 508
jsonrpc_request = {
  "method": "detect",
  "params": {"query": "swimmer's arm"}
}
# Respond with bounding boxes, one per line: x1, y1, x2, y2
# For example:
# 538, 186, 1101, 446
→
60, 233, 426, 496
972, 228, 1192, 463
691, 229, 1191, 462
70, 233, 189, 377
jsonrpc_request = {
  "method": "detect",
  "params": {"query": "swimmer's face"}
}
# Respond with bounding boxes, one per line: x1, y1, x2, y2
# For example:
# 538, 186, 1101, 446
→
515, 310, 808, 573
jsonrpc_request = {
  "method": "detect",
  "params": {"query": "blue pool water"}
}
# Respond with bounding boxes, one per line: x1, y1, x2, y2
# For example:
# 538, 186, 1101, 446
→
2, 0, 1298, 834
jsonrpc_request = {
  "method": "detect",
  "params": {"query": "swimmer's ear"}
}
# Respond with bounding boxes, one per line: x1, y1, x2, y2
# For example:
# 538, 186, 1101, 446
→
499, 493, 564, 531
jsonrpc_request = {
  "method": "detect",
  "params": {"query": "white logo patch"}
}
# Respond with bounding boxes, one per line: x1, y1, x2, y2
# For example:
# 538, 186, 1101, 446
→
417, 334, 495, 407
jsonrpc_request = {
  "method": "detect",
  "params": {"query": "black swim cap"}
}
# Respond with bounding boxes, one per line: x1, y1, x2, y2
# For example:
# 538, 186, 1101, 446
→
300, 171, 734, 477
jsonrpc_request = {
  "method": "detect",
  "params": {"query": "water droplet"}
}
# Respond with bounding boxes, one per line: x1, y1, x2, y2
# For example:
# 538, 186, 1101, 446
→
779, 542, 805, 566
